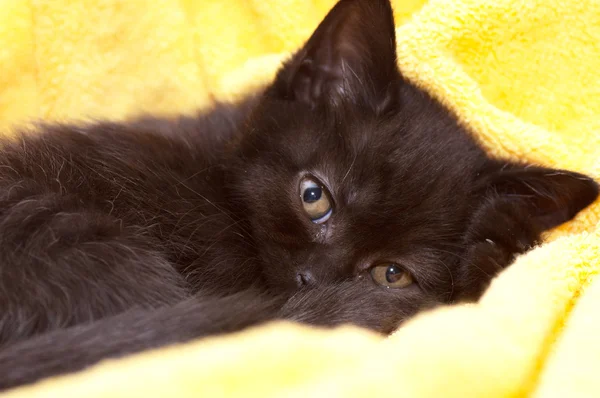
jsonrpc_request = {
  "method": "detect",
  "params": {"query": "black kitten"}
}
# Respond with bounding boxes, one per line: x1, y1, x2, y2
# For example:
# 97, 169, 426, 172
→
0, 0, 597, 389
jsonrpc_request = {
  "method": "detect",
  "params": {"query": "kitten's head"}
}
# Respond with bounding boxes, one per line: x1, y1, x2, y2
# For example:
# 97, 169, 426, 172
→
230, 0, 598, 316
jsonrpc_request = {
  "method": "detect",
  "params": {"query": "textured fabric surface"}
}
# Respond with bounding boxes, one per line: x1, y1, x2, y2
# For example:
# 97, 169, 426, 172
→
2, 0, 599, 396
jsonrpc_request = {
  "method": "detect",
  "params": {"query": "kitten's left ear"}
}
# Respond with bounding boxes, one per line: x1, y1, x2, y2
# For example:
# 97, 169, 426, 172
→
485, 166, 599, 230
454, 167, 597, 302
268, 0, 401, 113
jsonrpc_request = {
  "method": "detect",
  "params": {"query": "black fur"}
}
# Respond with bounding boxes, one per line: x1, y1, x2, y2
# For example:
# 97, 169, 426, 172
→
0, 0, 597, 389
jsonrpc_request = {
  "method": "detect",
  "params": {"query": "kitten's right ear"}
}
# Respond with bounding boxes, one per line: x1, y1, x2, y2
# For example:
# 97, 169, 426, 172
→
267, 0, 401, 114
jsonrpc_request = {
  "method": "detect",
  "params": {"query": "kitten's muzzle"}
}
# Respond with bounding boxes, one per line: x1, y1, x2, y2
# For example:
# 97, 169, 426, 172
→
295, 271, 317, 288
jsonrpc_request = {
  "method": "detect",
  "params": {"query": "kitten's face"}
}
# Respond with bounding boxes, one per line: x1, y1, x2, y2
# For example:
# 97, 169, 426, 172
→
231, 0, 598, 313
237, 98, 475, 302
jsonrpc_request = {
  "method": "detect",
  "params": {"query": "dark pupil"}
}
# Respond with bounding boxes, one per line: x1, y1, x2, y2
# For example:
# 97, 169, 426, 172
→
303, 187, 322, 203
385, 265, 402, 283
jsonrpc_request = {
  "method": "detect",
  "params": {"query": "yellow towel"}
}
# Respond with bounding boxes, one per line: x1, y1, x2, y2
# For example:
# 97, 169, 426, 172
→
1, 0, 600, 396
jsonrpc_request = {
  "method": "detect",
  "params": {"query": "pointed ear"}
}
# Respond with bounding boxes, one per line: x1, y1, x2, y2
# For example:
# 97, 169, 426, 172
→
484, 166, 599, 230
268, 0, 401, 113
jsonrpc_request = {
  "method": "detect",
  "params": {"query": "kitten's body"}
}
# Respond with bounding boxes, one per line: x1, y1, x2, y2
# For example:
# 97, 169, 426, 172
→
0, 0, 597, 390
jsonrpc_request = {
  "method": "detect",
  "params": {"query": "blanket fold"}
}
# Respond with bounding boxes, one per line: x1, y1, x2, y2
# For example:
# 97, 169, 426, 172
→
1, 0, 599, 396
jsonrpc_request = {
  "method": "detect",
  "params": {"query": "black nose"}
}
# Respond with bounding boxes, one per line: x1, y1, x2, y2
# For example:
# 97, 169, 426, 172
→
295, 271, 316, 288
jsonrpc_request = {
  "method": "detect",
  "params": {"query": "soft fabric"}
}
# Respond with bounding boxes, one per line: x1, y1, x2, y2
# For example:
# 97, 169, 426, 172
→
1, 0, 599, 396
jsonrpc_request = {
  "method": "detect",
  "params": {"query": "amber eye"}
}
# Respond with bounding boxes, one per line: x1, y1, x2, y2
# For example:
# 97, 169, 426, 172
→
299, 177, 332, 223
370, 263, 414, 288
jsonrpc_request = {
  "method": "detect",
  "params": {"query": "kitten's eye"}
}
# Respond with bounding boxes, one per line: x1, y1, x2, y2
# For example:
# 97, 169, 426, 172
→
370, 264, 414, 289
300, 177, 332, 223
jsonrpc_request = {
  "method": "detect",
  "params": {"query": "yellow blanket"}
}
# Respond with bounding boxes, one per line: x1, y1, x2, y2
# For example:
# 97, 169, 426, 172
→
2, 0, 599, 396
